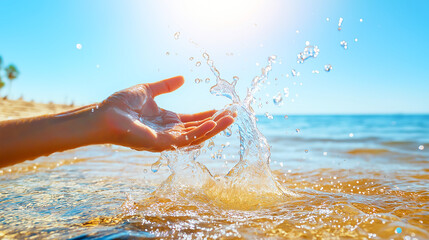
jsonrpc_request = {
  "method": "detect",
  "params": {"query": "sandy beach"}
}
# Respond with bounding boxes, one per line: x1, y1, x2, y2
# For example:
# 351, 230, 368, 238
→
0, 99, 76, 121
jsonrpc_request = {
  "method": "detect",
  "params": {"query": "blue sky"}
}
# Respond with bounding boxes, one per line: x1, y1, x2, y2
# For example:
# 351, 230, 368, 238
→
0, 0, 428, 114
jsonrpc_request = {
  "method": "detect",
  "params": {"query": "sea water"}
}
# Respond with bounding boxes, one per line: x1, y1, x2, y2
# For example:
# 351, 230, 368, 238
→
1, 46, 429, 240
0, 114, 428, 239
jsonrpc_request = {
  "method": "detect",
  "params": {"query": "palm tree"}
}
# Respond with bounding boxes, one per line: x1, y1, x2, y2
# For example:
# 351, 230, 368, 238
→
4, 64, 19, 97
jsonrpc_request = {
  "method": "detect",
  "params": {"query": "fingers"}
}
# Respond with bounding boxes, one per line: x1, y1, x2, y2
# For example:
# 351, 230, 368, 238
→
176, 120, 217, 146
148, 76, 185, 97
179, 110, 217, 122
190, 115, 235, 145
183, 117, 212, 128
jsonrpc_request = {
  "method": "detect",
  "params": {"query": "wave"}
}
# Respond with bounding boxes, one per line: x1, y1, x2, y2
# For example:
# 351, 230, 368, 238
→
347, 148, 390, 155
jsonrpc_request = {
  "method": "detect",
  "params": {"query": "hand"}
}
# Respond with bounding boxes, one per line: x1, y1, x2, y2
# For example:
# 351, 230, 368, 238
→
100, 76, 235, 152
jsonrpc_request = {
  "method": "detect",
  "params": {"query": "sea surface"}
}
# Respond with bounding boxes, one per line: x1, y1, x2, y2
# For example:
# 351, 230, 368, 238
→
1, 114, 428, 239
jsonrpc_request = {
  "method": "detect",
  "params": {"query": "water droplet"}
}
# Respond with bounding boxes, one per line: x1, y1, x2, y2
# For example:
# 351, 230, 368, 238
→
195, 61, 201, 67
194, 78, 201, 84
265, 112, 273, 120
283, 88, 290, 97
174, 32, 180, 40
395, 227, 402, 234
269, 55, 277, 62
326, 17, 330, 22
418, 145, 424, 150
305, 149, 309, 153
273, 93, 283, 106
207, 139, 215, 150
76, 43, 82, 50
210, 153, 215, 160
340, 40, 348, 50
223, 127, 232, 137
354, 38, 358, 42
296, 30, 300, 34
323, 152, 328, 156
296, 128, 301, 133
151, 158, 162, 173
324, 64, 333, 72
338, 17, 343, 31
312, 70, 320, 74
189, 57, 194, 61
284, 115, 288, 119
349, 133, 354, 138
205, 78, 210, 83
202, 52, 209, 60
297, 44, 320, 63
143, 169, 148, 173
233, 76, 239, 83
291, 69, 299, 77
216, 153, 222, 159
360, 18, 363, 22
166, 52, 170, 56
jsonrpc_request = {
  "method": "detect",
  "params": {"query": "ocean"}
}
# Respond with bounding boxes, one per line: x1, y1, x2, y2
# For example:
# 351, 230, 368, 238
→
1, 114, 428, 239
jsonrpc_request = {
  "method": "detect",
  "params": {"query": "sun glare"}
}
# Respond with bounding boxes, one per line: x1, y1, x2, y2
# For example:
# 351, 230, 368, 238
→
166, 0, 269, 44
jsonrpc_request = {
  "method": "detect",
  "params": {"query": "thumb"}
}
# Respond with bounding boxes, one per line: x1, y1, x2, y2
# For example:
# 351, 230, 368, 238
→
148, 76, 184, 97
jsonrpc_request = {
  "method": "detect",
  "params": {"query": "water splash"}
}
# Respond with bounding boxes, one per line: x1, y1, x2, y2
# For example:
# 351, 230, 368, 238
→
273, 93, 283, 106
291, 69, 299, 77
174, 32, 180, 40
297, 43, 320, 63
340, 40, 348, 50
338, 17, 343, 31
223, 127, 232, 137
324, 64, 333, 72
283, 88, 290, 97
265, 112, 273, 119
153, 53, 297, 209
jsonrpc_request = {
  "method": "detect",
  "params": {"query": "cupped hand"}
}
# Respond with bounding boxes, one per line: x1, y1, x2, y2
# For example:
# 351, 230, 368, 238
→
100, 76, 235, 152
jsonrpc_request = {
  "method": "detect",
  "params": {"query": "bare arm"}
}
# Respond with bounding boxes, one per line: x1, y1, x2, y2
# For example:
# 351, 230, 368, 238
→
0, 76, 235, 167
0, 104, 107, 167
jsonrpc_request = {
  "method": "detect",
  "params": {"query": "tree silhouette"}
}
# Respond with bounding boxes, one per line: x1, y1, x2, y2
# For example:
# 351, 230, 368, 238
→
0, 56, 20, 99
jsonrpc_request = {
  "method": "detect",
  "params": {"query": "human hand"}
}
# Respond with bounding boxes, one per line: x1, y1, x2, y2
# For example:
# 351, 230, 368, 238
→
99, 76, 235, 152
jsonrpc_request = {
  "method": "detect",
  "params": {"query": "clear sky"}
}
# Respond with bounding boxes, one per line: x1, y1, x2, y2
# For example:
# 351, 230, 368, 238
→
0, 0, 428, 114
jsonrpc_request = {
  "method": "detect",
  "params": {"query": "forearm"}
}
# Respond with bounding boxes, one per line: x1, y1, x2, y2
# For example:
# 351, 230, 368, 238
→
0, 104, 108, 167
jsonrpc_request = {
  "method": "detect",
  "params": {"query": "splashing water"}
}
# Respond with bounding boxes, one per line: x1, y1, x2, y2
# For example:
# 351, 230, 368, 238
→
297, 43, 320, 63
152, 53, 297, 209
273, 93, 283, 106
174, 32, 180, 40
291, 69, 299, 77
325, 64, 333, 72
340, 40, 348, 50
338, 17, 344, 31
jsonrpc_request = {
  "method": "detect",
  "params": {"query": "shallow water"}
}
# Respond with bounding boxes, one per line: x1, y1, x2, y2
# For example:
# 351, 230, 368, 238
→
1, 114, 428, 239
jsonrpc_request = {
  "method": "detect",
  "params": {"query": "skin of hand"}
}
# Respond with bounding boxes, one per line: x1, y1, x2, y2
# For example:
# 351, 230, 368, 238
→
0, 76, 235, 167
100, 75, 235, 152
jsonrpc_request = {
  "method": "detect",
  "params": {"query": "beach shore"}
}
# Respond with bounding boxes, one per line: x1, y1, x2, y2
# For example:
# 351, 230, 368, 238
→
0, 99, 76, 121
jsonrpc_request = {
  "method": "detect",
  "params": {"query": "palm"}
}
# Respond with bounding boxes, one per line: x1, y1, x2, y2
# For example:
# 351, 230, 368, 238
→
102, 76, 234, 152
